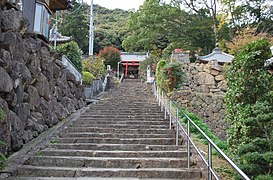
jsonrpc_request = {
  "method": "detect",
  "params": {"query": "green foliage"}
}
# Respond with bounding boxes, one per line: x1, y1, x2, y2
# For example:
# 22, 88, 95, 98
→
83, 57, 105, 79
161, 62, 185, 93
179, 109, 228, 151
57, 3, 129, 54
139, 56, 158, 82
56, 41, 83, 72
0, 141, 6, 170
82, 71, 94, 85
0, 153, 5, 170
0, 109, 3, 121
156, 60, 167, 90
98, 46, 121, 70
225, 38, 273, 179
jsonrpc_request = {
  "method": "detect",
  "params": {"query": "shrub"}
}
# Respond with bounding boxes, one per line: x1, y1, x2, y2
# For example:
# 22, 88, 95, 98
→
225, 38, 273, 179
56, 41, 83, 72
156, 60, 167, 90
83, 56, 105, 79
98, 46, 121, 70
82, 71, 94, 85
161, 62, 185, 93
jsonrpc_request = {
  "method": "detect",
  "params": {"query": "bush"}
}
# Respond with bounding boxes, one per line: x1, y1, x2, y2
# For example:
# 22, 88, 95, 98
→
56, 41, 83, 72
83, 56, 105, 79
225, 38, 273, 179
161, 62, 185, 93
98, 46, 121, 70
156, 60, 167, 90
82, 71, 94, 85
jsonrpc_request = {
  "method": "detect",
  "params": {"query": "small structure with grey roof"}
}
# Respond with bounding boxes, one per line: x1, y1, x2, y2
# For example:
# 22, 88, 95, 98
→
120, 52, 149, 78
198, 44, 234, 64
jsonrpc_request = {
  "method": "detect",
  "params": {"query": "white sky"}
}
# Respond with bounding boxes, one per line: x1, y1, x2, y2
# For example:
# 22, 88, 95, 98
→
83, 0, 145, 10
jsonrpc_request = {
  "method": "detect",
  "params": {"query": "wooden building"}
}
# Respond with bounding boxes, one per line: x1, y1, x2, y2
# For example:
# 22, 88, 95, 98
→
21, 0, 71, 40
120, 52, 149, 79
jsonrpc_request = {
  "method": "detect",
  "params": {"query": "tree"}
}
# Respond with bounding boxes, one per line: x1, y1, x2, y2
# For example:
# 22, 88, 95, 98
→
225, 38, 273, 179
98, 46, 121, 70
83, 56, 105, 79
56, 41, 83, 71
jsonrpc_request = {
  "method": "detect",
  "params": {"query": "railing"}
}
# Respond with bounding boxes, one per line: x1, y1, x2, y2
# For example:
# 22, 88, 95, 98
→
62, 55, 82, 83
153, 83, 250, 180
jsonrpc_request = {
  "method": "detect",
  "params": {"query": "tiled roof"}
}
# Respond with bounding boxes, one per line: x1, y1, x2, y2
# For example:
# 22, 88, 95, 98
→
198, 46, 234, 63
121, 52, 148, 62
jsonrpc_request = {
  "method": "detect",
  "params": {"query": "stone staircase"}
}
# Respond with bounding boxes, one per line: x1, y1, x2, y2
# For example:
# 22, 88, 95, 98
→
11, 80, 202, 179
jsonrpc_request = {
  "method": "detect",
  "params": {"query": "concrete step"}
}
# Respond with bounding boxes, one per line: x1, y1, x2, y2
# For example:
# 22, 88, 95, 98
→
79, 115, 165, 119
54, 137, 176, 145
7, 177, 194, 180
17, 166, 202, 179
40, 149, 187, 158
78, 118, 168, 122
64, 127, 175, 134
59, 132, 175, 139
70, 124, 169, 129
74, 120, 169, 125
48, 143, 183, 151
26, 156, 190, 168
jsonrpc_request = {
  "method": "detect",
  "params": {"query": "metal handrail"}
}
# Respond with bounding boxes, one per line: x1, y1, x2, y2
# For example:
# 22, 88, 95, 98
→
153, 83, 250, 180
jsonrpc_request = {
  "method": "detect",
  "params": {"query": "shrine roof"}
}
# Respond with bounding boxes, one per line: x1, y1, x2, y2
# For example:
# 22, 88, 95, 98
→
121, 52, 148, 62
198, 45, 234, 63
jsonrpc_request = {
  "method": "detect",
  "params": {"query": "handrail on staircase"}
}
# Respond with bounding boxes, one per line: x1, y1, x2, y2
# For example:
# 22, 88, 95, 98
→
153, 83, 250, 180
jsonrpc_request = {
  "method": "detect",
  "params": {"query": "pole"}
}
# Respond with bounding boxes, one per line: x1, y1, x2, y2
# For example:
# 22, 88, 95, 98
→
117, 61, 121, 80
89, 0, 94, 56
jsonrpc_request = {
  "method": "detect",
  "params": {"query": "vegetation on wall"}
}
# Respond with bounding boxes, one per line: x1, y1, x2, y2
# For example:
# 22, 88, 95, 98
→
56, 41, 83, 72
0, 109, 3, 121
98, 46, 121, 71
161, 62, 185, 93
156, 60, 185, 93
225, 38, 273, 179
0, 140, 6, 170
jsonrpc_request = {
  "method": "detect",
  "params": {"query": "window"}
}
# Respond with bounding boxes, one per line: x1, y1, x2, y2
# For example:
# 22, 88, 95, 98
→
34, 3, 51, 38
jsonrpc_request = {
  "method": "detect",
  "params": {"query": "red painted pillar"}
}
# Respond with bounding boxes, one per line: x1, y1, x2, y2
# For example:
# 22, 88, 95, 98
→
125, 61, 128, 78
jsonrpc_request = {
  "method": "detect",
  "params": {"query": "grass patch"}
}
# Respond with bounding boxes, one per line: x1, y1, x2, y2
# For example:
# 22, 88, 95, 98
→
178, 108, 228, 151
50, 139, 59, 144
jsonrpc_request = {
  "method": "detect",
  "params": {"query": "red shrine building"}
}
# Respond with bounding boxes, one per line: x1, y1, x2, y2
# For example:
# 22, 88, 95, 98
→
119, 52, 149, 79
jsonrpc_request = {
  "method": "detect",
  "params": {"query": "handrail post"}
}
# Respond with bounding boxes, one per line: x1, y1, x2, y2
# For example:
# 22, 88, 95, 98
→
187, 118, 190, 169
176, 107, 179, 146
169, 100, 172, 129
208, 143, 212, 180
164, 101, 167, 119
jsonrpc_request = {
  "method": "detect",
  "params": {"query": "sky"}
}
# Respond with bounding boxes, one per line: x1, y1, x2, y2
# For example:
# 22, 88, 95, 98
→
83, 0, 145, 10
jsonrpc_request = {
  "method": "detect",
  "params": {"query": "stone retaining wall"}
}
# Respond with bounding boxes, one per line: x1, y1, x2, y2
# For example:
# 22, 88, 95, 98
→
0, 2, 85, 154
173, 61, 227, 139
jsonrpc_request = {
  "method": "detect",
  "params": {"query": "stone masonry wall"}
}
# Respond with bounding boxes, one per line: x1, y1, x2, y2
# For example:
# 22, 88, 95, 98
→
173, 61, 227, 139
0, 2, 85, 154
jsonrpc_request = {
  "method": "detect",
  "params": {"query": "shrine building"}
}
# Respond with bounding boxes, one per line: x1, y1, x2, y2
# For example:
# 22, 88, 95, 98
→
119, 52, 149, 79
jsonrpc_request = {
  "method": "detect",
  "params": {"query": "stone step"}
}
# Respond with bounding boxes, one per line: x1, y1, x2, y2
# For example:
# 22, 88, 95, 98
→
54, 137, 176, 145
83, 112, 164, 115
26, 156, 190, 168
17, 166, 202, 179
7, 177, 192, 180
70, 124, 169, 129
74, 120, 169, 125
59, 132, 176, 139
78, 118, 167, 122
79, 115, 165, 118
64, 127, 175, 134
40, 149, 187, 158
48, 143, 183, 151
